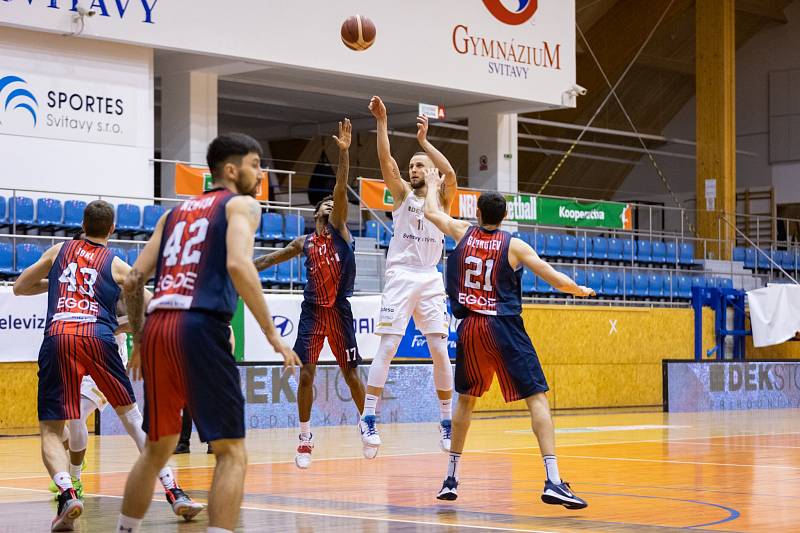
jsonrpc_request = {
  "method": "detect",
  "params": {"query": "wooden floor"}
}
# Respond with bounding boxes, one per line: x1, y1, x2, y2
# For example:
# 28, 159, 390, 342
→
1, 408, 798, 532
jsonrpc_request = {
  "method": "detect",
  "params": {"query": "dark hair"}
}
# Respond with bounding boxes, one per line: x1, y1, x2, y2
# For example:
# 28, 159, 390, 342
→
206, 133, 263, 179
314, 195, 334, 215
477, 192, 507, 226
83, 200, 115, 238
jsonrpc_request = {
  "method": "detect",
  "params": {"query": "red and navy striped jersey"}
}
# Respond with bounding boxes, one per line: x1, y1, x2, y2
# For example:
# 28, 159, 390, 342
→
45, 239, 119, 341
149, 188, 239, 320
303, 224, 355, 307
446, 226, 522, 319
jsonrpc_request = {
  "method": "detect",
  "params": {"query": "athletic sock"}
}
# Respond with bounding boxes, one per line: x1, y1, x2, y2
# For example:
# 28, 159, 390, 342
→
363, 394, 379, 418
543, 455, 562, 484
447, 452, 461, 480
299, 420, 311, 439
69, 461, 82, 480
116, 514, 142, 533
53, 471, 73, 492
439, 398, 452, 421
158, 466, 177, 490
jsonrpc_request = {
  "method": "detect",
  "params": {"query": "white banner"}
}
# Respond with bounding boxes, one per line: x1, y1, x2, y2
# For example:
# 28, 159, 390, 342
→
243, 294, 381, 363
0, 1, 576, 108
0, 286, 47, 362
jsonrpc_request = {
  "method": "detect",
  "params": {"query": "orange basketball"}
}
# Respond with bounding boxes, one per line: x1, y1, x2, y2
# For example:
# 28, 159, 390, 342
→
341, 15, 376, 51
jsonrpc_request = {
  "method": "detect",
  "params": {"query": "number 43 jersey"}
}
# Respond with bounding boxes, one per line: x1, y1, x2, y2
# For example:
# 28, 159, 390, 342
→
149, 188, 239, 320
446, 226, 522, 320
46, 239, 120, 342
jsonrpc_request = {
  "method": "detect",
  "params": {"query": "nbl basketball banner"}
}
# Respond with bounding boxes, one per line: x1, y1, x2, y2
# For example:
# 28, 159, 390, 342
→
359, 178, 480, 219
175, 164, 269, 201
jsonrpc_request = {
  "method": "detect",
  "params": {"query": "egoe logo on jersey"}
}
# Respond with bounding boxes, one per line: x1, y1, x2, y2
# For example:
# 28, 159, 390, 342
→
482, 0, 538, 25
0, 75, 38, 127
272, 315, 294, 337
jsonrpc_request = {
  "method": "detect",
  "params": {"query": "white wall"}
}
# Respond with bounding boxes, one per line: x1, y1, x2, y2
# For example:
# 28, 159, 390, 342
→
0, 27, 153, 202
615, 1, 800, 206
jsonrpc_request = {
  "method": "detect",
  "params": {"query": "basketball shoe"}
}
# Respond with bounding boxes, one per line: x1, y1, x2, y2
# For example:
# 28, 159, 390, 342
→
359, 415, 381, 459
436, 476, 458, 501
439, 419, 452, 452
166, 486, 204, 521
51, 488, 83, 532
541, 480, 588, 509
295, 434, 314, 469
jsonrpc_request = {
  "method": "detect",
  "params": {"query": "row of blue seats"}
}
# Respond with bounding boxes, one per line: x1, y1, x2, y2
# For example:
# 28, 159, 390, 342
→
258, 213, 306, 242
733, 247, 800, 271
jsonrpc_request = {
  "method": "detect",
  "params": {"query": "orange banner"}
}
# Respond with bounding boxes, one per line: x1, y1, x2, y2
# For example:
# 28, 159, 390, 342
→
359, 178, 480, 218
175, 164, 269, 201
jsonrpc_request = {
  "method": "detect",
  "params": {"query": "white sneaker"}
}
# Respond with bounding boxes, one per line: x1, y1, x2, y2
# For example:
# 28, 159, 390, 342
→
439, 419, 452, 453
359, 415, 381, 458
294, 434, 313, 469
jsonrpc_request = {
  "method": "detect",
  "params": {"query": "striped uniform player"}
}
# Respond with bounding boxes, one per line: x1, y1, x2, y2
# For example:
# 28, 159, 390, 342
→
361, 96, 458, 454
118, 133, 299, 533
420, 169, 593, 509
12, 202, 201, 532
254, 119, 374, 467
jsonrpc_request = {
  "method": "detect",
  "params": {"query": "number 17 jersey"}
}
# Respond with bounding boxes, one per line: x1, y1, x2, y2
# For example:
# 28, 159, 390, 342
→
149, 188, 239, 320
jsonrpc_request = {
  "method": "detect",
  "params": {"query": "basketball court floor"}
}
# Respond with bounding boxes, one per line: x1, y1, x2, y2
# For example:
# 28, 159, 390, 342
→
0, 408, 796, 532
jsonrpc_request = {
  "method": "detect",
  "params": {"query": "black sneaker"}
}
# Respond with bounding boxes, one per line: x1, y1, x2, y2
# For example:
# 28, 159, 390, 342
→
436, 476, 458, 501
51, 488, 83, 531
166, 486, 205, 521
541, 480, 588, 509
173, 442, 190, 454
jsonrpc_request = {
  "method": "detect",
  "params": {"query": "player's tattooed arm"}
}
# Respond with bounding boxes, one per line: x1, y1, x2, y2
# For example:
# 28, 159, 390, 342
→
330, 118, 352, 239
417, 114, 458, 212
422, 168, 470, 242
252, 236, 305, 271
12, 242, 61, 296
369, 96, 408, 205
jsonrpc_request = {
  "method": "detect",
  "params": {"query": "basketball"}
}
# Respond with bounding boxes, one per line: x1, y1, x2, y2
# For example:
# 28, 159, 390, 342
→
341, 15, 376, 51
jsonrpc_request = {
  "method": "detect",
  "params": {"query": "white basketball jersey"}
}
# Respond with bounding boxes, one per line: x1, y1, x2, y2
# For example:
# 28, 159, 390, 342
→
386, 192, 444, 270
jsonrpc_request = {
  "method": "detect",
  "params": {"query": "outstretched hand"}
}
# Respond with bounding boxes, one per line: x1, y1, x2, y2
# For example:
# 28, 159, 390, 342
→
572, 285, 596, 297
369, 96, 387, 121
333, 118, 352, 150
423, 167, 443, 188
416, 115, 429, 145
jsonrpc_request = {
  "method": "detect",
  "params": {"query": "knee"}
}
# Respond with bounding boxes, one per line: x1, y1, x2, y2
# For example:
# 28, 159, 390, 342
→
458, 394, 478, 409
298, 366, 316, 388
213, 440, 247, 467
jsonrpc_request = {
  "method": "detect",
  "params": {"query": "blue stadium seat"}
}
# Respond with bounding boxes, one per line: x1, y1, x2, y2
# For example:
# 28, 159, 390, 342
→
649, 273, 665, 298
773, 251, 787, 270
691, 275, 708, 288
15, 243, 42, 271
636, 240, 652, 263
633, 273, 649, 297
259, 265, 277, 284
260, 213, 283, 241
544, 234, 561, 257
622, 239, 635, 262
62, 200, 86, 230
293, 257, 305, 283
0, 196, 7, 226
364, 220, 380, 240
535, 273, 552, 294
651, 241, 666, 263
36, 198, 62, 228
533, 232, 545, 253
603, 271, 620, 296
142, 205, 166, 233
587, 270, 603, 295
574, 269, 586, 287
116, 204, 142, 233
283, 214, 305, 241
744, 247, 756, 269
575, 236, 589, 261
0, 241, 13, 276
784, 249, 798, 270
607, 238, 623, 261
518, 232, 534, 246
445, 236, 456, 252
561, 235, 577, 259
126, 248, 140, 266
521, 268, 535, 294
757, 248, 771, 269
380, 222, 393, 247
677, 275, 692, 299
719, 277, 733, 289
679, 242, 696, 266
733, 247, 746, 263
11, 196, 35, 228
591, 237, 608, 260
624, 271, 634, 297
665, 242, 678, 264
276, 260, 294, 284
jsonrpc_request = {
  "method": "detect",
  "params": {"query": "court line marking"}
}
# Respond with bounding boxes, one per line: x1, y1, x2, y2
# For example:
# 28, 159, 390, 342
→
0, 485, 557, 533
1, 429, 798, 482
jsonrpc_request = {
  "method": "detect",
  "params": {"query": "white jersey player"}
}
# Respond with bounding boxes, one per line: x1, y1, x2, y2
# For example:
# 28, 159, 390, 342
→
360, 96, 458, 455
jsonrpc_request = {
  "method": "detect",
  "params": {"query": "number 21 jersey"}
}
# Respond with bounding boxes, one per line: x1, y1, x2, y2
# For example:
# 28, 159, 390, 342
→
149, 188, 238, 320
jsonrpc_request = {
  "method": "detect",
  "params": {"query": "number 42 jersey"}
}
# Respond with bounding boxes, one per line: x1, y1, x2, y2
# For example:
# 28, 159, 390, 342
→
446, 226, 523, 319
148, 188, 239, 320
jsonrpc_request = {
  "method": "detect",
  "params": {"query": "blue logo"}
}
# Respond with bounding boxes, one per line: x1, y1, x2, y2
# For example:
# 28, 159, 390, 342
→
0, 75, 38, 126
272, 315, 294, 337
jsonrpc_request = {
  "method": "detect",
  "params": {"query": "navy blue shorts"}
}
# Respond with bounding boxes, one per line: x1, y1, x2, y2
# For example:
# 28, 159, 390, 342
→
38, 334, 135, 421
455, 314, 549, 402
294, 299, 361, 369
141, 310, 244, 442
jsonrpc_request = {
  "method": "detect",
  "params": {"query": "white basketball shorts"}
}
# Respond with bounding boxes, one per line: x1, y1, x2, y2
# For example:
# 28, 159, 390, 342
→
375, 266, 449, 336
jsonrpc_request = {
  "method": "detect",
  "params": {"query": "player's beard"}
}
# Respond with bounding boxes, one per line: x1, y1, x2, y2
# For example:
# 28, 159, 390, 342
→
409, 176, 425, 190
235, 168, 260, 197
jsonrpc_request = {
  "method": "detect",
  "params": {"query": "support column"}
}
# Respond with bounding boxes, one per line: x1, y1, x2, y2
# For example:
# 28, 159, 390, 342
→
696, 0, 736, 260
160, 71, 218, 198
468, 111, 518, 193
